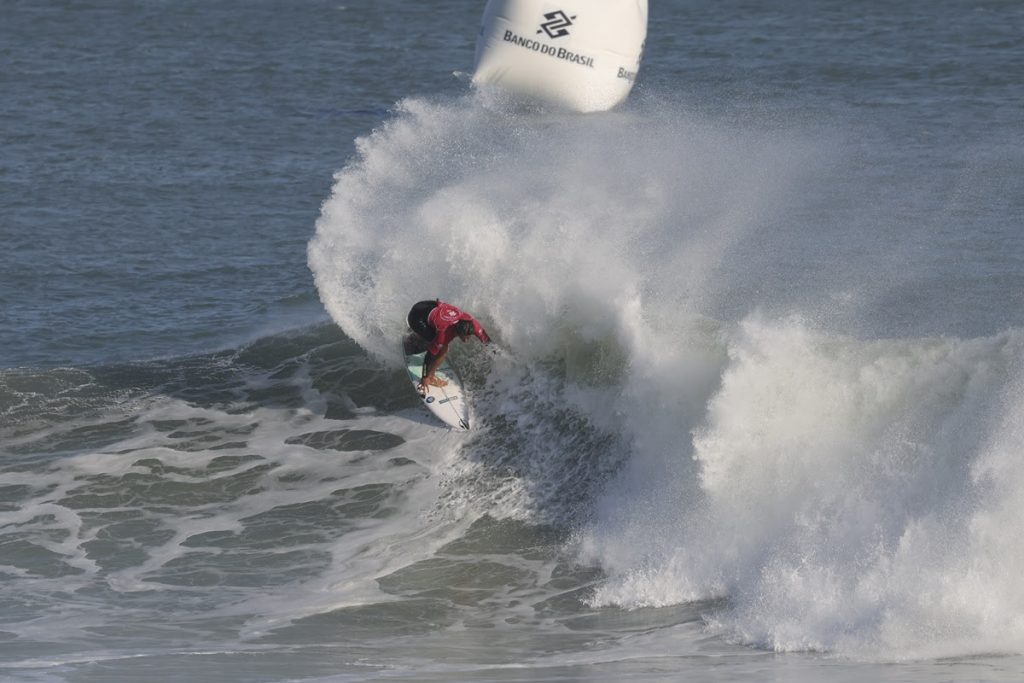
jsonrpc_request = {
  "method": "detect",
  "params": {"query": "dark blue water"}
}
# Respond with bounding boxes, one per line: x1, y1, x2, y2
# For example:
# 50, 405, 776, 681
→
2, 1, 1024, 681
1, 0, 479, 367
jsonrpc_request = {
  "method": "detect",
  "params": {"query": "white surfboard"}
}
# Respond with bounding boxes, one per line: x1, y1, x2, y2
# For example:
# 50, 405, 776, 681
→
403, 334, 471, 430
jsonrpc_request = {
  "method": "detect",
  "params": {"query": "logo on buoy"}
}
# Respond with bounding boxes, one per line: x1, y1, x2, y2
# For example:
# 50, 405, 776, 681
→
538, 10, 575, 39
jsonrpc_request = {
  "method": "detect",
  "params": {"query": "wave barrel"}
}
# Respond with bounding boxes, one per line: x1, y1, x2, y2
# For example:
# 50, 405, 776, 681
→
472, 0, 648, 113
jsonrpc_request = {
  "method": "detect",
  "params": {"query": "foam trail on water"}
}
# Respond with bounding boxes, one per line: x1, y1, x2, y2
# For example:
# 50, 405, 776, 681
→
0, 341, 483, 666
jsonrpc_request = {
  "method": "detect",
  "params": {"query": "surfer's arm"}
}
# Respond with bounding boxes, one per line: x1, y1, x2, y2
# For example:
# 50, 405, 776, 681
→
471, 318, 490, 344
420, 346, 449, 387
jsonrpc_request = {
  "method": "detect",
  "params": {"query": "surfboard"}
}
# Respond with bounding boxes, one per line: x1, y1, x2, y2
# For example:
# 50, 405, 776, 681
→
402, 334, 471, 430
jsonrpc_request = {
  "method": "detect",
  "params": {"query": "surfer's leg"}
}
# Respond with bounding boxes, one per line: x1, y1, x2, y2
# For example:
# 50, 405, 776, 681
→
407, 300, 438, 341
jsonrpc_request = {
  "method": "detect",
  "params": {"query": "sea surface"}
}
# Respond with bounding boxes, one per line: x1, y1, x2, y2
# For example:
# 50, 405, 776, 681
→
2, 0, 1024, 681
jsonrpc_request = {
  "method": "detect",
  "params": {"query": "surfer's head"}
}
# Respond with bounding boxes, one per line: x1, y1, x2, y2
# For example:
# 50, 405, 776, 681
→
455, 319, 474, 340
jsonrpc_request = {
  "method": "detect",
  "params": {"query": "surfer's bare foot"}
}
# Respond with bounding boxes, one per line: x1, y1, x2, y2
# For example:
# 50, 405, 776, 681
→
426, 376, 448, 388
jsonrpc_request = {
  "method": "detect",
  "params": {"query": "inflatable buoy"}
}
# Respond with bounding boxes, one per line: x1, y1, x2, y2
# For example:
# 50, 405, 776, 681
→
472, 0, 648, 113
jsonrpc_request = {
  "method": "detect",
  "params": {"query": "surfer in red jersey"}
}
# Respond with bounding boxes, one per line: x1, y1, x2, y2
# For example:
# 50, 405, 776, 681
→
407, 299, 491, 392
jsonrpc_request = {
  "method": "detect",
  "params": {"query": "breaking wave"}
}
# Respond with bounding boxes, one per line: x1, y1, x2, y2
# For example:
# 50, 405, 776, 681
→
308, 93, 1024, 659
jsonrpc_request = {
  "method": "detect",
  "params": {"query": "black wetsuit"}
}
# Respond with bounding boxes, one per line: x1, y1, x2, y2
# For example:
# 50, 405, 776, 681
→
407, 300, 438, 342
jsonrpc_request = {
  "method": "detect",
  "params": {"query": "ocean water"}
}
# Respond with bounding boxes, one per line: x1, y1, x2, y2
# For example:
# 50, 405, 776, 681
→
2, 0, 1024, 681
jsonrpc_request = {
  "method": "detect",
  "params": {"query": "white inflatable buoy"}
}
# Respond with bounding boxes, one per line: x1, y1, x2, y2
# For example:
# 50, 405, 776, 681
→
472, 0, 648, 113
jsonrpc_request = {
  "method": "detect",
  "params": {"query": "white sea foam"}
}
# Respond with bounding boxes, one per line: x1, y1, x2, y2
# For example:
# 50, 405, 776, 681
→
0, 357, 477, 659
308, 95, 818, 365
583, 317, 1024, 659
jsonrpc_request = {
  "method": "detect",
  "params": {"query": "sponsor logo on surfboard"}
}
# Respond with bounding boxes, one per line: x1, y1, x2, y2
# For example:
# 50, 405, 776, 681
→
502, 30, 595, 68
537, 10, 575, 39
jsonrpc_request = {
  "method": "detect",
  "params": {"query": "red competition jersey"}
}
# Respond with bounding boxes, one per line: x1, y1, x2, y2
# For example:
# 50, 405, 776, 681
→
426, 301, 489, 355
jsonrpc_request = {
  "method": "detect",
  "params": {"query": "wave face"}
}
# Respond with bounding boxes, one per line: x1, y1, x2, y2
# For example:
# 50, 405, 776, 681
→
309, 93, 1024, 659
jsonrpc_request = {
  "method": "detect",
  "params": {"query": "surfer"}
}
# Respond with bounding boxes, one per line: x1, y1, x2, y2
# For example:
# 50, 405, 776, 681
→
407, 299, 491, 392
